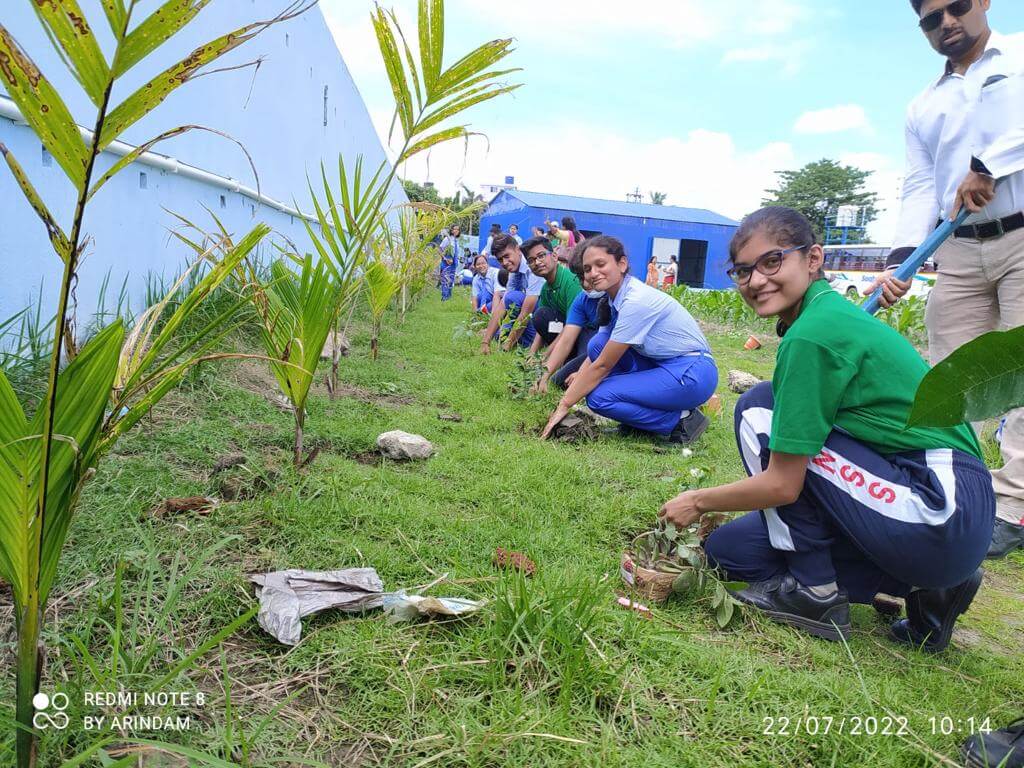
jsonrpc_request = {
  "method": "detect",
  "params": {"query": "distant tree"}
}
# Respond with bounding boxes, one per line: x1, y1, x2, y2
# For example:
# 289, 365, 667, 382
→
649, 191, 668, 205
402, 178, 443, 205
761, 159, 879, 243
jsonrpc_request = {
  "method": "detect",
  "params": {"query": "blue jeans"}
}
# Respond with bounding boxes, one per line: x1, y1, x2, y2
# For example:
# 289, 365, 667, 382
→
584, 330, 718, 435
704, 383, 995, 601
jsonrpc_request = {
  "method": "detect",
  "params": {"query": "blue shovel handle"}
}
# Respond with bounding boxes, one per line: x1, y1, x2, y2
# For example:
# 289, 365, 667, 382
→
861, 208, 971, 315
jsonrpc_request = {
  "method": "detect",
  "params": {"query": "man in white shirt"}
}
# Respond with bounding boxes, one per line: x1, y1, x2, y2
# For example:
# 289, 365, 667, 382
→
869, 0, 1024, 558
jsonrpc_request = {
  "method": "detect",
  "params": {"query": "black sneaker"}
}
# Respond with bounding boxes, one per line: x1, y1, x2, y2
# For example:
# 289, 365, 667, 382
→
987, 518, 1024, 559
962, 718, 1024, 768
668, 409, 709, 445
731, 575, 851, 642
889, 568, 983, 653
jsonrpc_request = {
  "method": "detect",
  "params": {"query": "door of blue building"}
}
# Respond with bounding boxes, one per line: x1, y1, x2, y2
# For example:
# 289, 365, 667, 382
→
678, 238, 708, 287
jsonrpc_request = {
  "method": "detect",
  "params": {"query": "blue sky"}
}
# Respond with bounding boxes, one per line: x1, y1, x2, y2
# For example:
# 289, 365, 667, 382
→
321, 0, 1024, 242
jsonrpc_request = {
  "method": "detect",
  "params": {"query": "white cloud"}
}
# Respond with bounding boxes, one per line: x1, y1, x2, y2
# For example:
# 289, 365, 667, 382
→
794, 104, 872, 135
722, 41, 810, 77
387, 119, 795, 225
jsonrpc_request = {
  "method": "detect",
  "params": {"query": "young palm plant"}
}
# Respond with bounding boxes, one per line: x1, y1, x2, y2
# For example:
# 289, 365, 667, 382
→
0, 4, 306, 765
364, 261, 400, 361
300, 0, 521, 391
253, 257, 338, 467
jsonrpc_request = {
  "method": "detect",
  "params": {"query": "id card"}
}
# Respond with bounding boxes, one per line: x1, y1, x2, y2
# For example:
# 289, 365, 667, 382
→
548, 321, 564, 334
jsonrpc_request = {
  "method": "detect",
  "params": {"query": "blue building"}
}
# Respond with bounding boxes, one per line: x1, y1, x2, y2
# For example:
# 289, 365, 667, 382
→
0, 2, 405, 324
479, 190, 739, 289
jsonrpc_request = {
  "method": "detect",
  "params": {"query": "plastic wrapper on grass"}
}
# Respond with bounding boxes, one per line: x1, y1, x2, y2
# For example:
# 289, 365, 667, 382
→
383, 591, 484, 623
249, 568, 385, 645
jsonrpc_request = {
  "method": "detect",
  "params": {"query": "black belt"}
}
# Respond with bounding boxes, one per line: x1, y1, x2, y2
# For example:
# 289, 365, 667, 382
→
953, 211, 1024, 240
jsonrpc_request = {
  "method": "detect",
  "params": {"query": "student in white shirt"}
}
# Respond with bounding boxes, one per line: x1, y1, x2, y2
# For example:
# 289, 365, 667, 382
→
479, 234, 544, 353
470, 254, 501, 313
867, 0, 1024, 559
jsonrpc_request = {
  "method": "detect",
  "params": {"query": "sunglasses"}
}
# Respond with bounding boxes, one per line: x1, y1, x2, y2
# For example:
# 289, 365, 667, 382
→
919, 0, 972, 33
727, 245, 808, 286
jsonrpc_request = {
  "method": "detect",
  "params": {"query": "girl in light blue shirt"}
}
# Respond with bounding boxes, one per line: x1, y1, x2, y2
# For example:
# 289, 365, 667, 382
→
541, 236, 718, 443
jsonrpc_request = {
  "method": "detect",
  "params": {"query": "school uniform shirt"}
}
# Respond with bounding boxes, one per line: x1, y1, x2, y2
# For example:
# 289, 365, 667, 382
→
471, 267, 501, 302
508, 256, 545, 297
566, 292, 602, 330
538, 266, 582, 316
438, 236, 461, 265
893, 30, 1024, 249
608, 276, 709, 360
770, 279, 982, 458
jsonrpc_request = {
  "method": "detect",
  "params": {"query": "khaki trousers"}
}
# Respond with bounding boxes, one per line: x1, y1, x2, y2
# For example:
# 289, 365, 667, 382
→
925, 226, 1024, 525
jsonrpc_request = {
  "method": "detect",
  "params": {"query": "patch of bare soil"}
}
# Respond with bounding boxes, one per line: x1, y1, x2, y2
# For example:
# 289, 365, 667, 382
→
332, 383, 414, 407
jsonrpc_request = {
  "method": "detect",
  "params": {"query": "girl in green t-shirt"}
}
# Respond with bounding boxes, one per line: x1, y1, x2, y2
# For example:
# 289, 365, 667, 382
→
659, 206, 994, 651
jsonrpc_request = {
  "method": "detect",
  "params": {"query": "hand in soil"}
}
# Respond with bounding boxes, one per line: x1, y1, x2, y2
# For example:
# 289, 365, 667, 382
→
540, 403, 571, 439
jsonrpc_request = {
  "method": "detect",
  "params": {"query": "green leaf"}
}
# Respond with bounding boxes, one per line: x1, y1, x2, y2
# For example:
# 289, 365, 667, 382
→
417, 0, 443, 95
372, 7, 414, 140
88, 124, 258, 201
29, 322, 126, 602
671, 569, 699, 596
112, 0, 214, 77
98, 5, 305, 150
0, 143, 70, 260
722, 581, 749, 592
907, 326, 1024, 427
30, 0, 111, 106
414, 83, 521, 136
715, 598, 735, 629
402, 125, 474, 162
433, 38, 515, 100
99, 0, 128, 37
0, 23, 89, 186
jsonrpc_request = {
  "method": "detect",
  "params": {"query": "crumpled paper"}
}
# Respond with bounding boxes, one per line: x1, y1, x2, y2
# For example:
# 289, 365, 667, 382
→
249, 568, 385, 645
382, 590, 484, 623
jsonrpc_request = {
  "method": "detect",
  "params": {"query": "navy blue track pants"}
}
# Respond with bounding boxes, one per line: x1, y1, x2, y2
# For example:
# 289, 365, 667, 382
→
705, 383, 995, 603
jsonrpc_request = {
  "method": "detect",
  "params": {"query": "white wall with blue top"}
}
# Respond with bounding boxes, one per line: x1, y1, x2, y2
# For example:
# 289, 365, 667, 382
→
0, 1, 406, 325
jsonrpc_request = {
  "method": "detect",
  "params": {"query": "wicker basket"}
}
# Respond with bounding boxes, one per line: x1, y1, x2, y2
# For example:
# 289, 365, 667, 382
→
620, 550, 677, 603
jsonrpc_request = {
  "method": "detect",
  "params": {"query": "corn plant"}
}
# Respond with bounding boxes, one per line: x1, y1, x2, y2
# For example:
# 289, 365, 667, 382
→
363, 261, 400, 361
0, 4, 303, 765
252, 257, 338, 467
299, 0, 521, 392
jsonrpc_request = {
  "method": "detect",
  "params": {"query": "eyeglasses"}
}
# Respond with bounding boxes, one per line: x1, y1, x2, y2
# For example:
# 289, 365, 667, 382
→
918, 0, 972, 33
727, 245, 808, 285
526, 250, 552, 265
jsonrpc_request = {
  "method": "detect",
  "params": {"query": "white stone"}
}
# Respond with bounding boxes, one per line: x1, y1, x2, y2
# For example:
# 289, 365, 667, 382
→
376, 431, 435, 461
727, 370, 761, 394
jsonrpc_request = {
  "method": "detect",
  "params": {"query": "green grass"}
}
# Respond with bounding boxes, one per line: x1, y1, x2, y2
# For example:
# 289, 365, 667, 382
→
3, 287, 1022, 767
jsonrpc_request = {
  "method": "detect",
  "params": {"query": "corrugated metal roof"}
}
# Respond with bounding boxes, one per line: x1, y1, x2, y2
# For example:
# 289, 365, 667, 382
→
502, 190, 739, 227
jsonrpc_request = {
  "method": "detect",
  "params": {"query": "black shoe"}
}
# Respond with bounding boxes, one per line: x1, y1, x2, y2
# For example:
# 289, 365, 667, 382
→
987, 518, 1024, 559
731, 575, 851, 642
962, 718, 1024, 768
668, 409, 709, 445
889, 568, 983, 653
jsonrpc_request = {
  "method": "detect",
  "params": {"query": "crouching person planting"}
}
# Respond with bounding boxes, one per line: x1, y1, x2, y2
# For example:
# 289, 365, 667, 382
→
540, 236, 718, 444
659, 207, 994, 649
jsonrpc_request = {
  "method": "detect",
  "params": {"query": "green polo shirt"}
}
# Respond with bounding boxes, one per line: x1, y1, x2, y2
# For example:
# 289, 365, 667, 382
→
538, 265, 582, 317
770, 279, 981, 459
